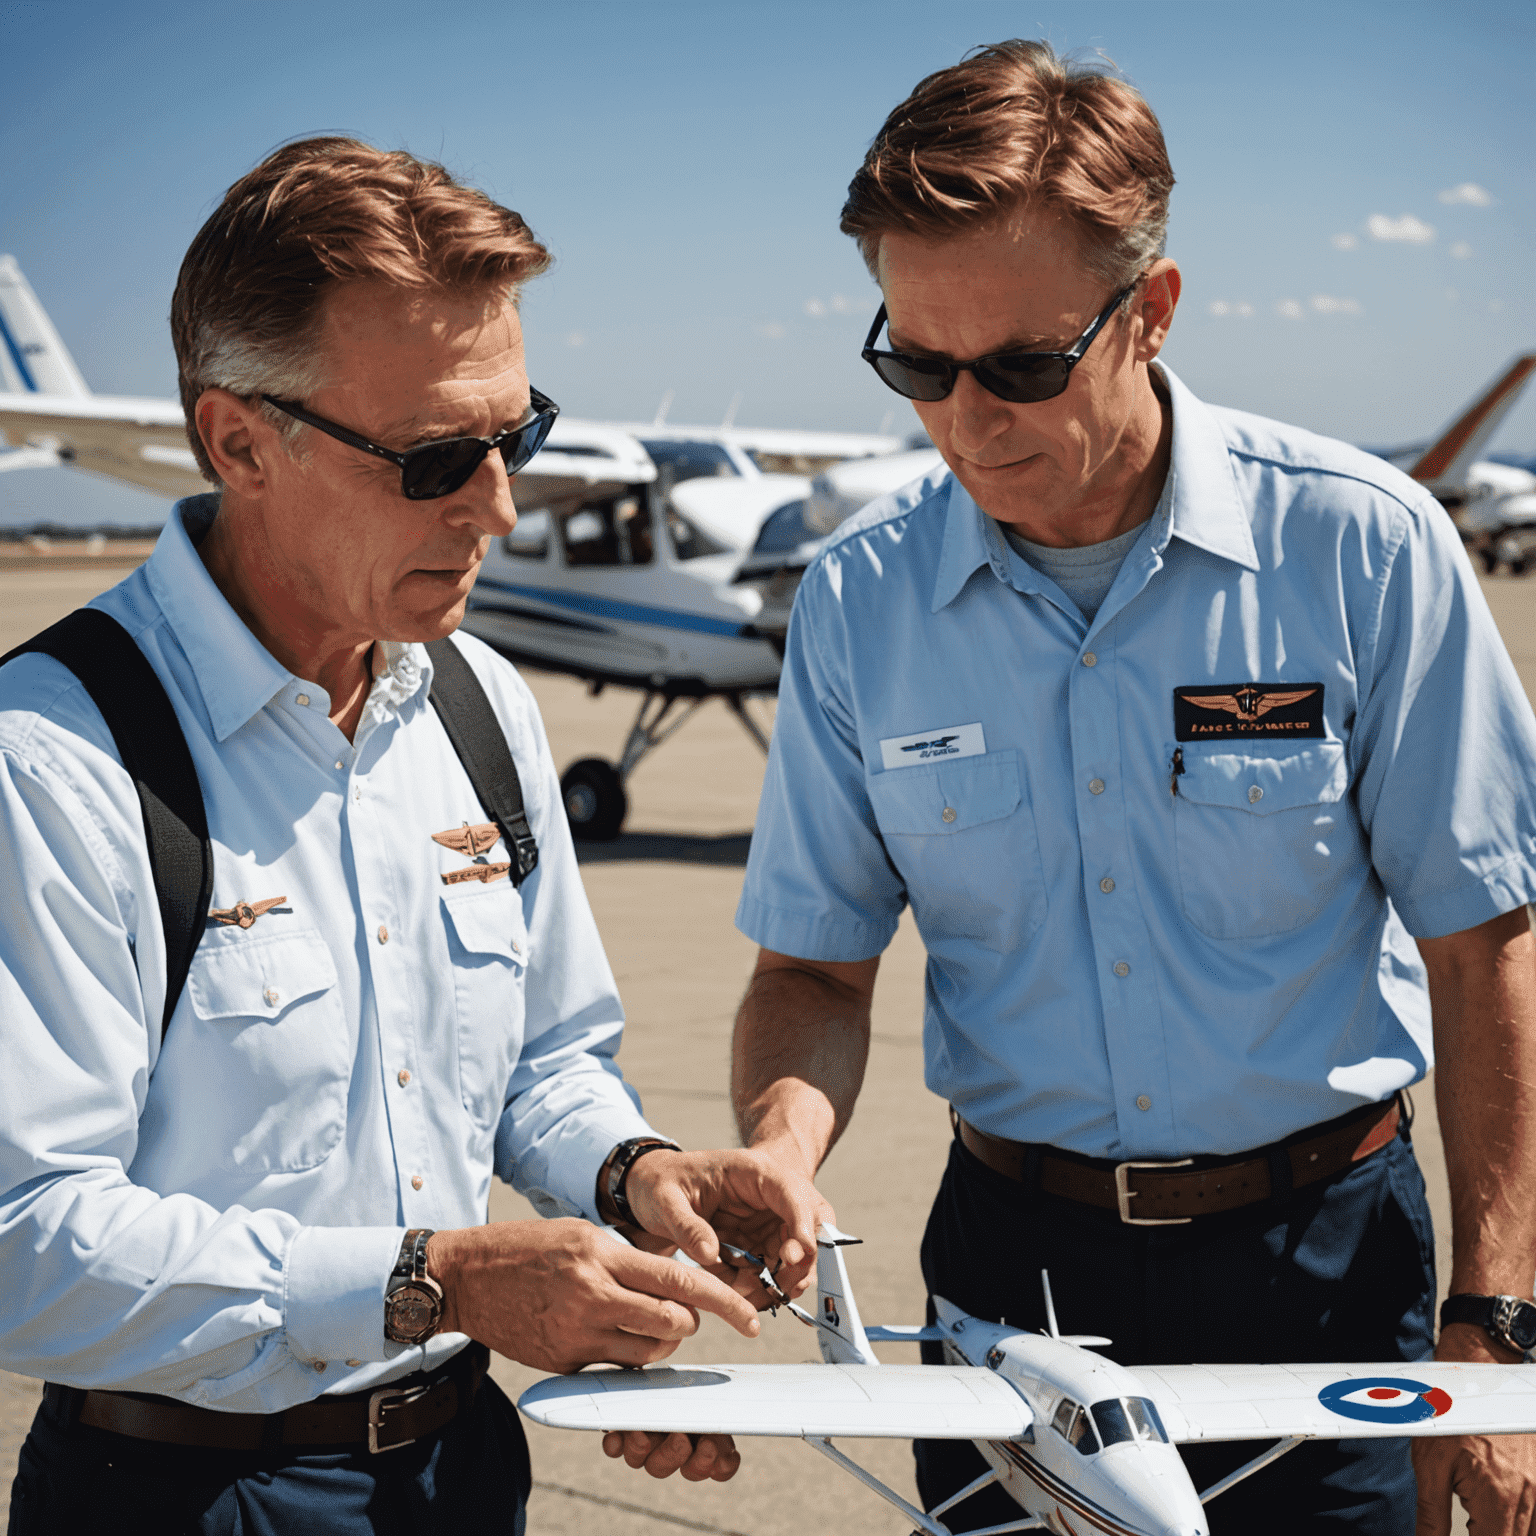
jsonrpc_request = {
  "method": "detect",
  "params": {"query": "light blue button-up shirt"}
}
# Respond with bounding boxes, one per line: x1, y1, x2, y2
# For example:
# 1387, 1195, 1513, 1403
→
0, 496, 658, 1410
738, 365, 1536, 1160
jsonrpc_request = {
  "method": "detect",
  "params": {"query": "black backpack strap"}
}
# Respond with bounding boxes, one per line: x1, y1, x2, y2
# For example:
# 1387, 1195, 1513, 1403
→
1, 609, 214, 1041
425, 637, 538, 887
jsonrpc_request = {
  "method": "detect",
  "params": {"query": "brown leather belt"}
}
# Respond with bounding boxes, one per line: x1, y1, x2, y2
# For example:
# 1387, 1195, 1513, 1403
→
45, 1342, 488, 1455
958, 1096, 1402, 1225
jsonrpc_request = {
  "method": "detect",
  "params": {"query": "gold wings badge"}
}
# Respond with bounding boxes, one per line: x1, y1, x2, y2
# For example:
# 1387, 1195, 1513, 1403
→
431, 822, 502, 857
1182, 686, 1319, 722
209, 895, 288, 929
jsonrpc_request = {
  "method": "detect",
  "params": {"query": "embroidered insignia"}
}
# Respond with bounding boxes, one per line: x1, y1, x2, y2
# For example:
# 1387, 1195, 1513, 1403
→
431, 822, 502, 857
441, 862, 512, 886
879, 722, 986, 770
1173, 683, 1325, 741
209, 896, 288, 929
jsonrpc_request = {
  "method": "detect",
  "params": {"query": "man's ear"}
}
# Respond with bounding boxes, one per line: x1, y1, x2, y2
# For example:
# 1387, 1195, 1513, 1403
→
1133, 259, 1181, 363
196, 389, 281, 497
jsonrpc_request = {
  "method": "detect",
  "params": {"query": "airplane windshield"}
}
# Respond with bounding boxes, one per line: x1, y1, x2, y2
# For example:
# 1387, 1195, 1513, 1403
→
639, 440, 740, 484
752, 500, 812, 555
1090, 1397, 1169, 1448
560, 494, 654, 566
1050, 1398, 1101, 1456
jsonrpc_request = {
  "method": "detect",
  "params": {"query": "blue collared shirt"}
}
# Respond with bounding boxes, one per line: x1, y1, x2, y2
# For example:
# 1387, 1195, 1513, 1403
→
0, 496, 658, 1409
738, 365, 1536, 1159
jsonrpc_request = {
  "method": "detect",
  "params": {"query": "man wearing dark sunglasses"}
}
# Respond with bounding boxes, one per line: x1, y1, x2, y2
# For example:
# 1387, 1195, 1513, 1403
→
0, 138, 823, 1534
730, 41, 1536, 1536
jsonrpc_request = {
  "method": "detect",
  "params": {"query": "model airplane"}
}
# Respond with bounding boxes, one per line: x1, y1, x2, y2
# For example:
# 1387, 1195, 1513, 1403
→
520, 1225, 1536, 1536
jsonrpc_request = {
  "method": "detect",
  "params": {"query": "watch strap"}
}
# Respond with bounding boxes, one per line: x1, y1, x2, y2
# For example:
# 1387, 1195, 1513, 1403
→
605, 1138, 681, 1226
388, 1228, 434, 1289
1441, 1292, 1536, 1352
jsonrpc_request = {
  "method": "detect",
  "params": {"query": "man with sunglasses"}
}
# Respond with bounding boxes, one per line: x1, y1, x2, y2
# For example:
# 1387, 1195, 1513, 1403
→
730, 42, 1536, 1534
0, 139, 822, 1534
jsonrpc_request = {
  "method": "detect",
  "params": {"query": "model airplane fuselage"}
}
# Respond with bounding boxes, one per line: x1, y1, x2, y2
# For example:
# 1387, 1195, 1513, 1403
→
520, 1227, 1536, 1536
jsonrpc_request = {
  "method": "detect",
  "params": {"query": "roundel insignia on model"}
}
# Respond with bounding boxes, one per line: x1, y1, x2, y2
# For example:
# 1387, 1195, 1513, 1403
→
1318, 1377, 1454, 1424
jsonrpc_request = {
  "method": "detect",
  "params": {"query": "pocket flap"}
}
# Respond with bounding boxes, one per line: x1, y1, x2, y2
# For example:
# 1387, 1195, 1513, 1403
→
187, 928, 338, 1021
442, 883, 528, 961
867, 749, 1022, 835
1175, 741, 1347, 815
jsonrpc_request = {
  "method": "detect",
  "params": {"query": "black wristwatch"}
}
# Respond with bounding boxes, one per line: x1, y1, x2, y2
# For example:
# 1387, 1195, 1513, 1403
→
384, 1228, 444, 1345
604, 1137, 681, 1226
1440, 1293, 1536, 1355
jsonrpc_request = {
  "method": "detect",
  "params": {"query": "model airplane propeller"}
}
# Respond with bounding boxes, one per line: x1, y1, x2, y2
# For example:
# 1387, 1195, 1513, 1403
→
520, 1225, 1536, 1536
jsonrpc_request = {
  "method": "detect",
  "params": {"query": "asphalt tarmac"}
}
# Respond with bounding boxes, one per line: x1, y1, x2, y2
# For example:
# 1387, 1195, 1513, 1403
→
4, 553, 1525, 1535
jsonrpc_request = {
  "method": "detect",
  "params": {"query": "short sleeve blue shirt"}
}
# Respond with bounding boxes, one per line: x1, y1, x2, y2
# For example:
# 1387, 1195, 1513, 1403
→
736, 365, 1536, 1158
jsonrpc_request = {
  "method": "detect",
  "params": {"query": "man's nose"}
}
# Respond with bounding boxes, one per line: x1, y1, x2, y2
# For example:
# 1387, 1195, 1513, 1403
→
446, 448, 518, 537
945, 368, 1017, 456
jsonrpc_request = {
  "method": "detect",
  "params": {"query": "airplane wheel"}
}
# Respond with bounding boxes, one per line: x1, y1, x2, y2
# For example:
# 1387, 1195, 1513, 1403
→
561, 758, 628, 841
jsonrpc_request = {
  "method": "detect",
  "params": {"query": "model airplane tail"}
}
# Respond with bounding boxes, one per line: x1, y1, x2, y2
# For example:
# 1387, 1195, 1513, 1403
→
0, 256, 89, 398
810, 1223, 880, 1364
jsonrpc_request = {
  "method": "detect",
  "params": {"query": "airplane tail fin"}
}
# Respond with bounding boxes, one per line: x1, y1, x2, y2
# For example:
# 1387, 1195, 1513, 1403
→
1408, 354, 1536, 496
0, 257, 90, 398
812, 1223, 880, 1365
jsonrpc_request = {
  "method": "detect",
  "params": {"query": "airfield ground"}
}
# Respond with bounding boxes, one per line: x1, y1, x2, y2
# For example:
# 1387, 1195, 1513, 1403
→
4, 554, 1528, 1534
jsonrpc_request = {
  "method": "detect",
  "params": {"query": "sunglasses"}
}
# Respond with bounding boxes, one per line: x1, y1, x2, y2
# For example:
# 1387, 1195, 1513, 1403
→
261, 387, 560, 500
861, 284, 1136, 405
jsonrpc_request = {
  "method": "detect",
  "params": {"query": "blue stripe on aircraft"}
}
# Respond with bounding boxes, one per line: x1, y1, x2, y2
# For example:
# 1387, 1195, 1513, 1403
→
475, 577, 753, 638
0, 303, 38, 392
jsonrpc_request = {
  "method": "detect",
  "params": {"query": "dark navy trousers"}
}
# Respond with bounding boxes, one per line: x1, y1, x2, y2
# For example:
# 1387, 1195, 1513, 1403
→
8, 1373, 530, 1536
915, 1118, 1436, 1534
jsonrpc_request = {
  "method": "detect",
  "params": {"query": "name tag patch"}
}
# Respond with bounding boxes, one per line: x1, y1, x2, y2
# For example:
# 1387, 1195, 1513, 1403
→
880, 722, 986, 770
1173, 683, 1325, 740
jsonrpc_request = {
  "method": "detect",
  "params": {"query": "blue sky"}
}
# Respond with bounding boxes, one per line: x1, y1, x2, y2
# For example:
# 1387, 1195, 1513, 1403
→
1, 0, 1532, 526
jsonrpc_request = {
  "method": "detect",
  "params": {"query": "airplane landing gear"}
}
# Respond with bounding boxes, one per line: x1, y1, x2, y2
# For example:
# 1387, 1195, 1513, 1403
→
560, 688, 773, 841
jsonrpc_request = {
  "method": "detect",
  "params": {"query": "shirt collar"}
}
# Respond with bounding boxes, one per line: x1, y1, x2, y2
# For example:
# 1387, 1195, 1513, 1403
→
146, 495, 432, 742
930, 361, 1257, 613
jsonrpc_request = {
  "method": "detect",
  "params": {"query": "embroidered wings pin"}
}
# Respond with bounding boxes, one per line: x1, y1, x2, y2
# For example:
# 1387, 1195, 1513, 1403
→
433, 822, 511, 886
1179, 685, 1318, 722
209, 896, 288, 929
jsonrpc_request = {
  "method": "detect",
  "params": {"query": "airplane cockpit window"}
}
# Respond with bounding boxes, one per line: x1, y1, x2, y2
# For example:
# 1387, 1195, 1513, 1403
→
751, 499, 812, 555
1050, 1398, 1101, 1456
502, 507, 550, 560
559, 494, 654, 567
664, 510, 732, 562
1090, 1397, 1170, 1448
638, 440, 740, 484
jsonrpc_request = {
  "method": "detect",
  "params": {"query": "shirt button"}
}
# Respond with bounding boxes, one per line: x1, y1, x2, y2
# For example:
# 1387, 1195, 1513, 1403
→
295, 693, 310, 707
1113, 961, 1131, 977
312, 1360, 327, 1373
398, 1069, 411, 1087
1082, 652, 1097, 667
1088, 778, 1105, 795
1248, 785, 1264, 803
1136, 1094, 1152, 1111
334, 760, 344, 771
941, 807, 957, 823
411, 1174, 424, 1191
377, 925, 389, 944
345, 1359, 362, 1368
263, 986, 279, 1007
1099, 876, 1116, 894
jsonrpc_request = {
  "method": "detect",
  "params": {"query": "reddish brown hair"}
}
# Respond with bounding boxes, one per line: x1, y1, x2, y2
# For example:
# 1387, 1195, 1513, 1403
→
841, 41, 1174, 287
171, 137, 552, 482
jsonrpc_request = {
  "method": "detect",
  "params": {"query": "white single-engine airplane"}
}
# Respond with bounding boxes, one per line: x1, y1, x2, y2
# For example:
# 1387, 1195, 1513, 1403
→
521, 1227, 1536, 1536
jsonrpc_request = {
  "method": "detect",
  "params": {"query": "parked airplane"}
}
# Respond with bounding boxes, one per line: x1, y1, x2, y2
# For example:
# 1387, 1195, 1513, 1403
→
521, 1225, 1536, 1536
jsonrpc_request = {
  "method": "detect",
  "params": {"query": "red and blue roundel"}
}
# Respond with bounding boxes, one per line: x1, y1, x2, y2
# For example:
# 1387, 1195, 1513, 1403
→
1318, 1377, 1453, 1424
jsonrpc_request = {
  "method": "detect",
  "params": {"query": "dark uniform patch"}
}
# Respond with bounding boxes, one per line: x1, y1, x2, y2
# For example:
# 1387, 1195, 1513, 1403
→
1173, 682, 1325, 740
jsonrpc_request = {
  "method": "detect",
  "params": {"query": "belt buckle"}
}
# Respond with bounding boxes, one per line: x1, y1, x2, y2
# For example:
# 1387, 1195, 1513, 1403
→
367, 1382, 430, 1454
1114, 1158, 1195, 1226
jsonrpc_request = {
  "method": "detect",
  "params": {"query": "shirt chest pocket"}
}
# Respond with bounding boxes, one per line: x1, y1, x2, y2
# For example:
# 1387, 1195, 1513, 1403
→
1173, 741, 1360, 940
865, 748, 1046, 951
182, 928, 350, 1174
441, 884, 529, 1130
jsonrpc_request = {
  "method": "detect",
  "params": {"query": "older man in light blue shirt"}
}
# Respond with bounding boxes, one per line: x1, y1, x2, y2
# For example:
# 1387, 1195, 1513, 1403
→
732, 41, 1536, 1535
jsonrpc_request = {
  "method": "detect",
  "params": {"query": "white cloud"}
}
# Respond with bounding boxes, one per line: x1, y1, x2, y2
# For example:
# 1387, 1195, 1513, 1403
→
755, 321, 786, 340
1235, 302, 1254, 317
1310, 294, 1362, 315
1438, 182, 1493, 206
1450, 241, 1473, 260
1208, 299, 1230, 317
803, 298, 827, 318
1331, 233, 1358, 251
1208, 300, 1253, 319
1367, 213, 1435, 244
565, 331, 585, 348
830, 294, 852, 314
1277, 299, 1304, 319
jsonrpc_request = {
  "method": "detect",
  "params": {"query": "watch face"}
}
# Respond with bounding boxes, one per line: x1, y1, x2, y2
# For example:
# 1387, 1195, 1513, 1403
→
1509, 1302, 1536, 1353
387, 1283, 440, 1342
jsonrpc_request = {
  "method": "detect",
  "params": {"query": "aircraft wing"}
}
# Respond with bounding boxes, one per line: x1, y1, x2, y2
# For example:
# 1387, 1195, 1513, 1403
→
0, 391, 199, 498
519, 1363, 1031, 1440
1137, 1361, 1536, 1441
1408, 354, 1536, 496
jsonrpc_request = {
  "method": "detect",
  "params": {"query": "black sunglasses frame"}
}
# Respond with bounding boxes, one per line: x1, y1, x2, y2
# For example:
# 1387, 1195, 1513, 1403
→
261, 387, 560, 500
861, 284, 1137, 405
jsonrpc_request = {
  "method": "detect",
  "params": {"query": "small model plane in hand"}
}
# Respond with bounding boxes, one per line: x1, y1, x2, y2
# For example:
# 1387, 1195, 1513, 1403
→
520, 1225, 1536, 1536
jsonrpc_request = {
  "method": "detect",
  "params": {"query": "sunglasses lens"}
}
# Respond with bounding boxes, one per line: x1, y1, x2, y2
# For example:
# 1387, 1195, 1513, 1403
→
401, 439, 487, 500
500, 410, 556, 476
976, 358, 1073, 404
870, 353, 955, 402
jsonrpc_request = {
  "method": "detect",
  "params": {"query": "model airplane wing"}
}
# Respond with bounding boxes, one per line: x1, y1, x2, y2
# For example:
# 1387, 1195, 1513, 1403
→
1138, 1361, 1536, 1441
518, 1362, 1031, 1441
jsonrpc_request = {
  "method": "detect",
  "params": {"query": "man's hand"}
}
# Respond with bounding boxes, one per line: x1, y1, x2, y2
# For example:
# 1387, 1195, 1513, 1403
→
1414, 1325, 1536, 1534
424, 1218, 760, 1375
618, 1146, 833, 1306
602, 1429, 741, 1483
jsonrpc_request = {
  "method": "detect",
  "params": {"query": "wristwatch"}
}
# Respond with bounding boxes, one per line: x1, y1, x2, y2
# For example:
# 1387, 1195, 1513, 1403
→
384, 1228, 444, 1345
1440, 1293, 1536, 1355
604, 1137, 681, 1226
